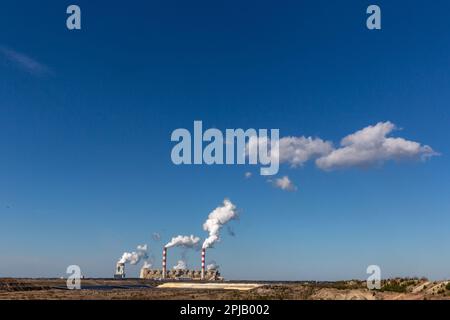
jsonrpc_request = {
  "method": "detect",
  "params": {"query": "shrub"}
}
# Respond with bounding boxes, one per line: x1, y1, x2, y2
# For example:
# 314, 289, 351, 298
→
446, 283, 450, 291
381, 283, 407, 293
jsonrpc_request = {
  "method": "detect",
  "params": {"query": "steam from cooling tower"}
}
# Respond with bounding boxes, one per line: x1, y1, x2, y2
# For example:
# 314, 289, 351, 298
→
173, 260, 188, 270
165, 235, 201, 249
118, 244, 148, 265
137, 244, 147, 252
207, 261, 219, 271
202, 199, 237, 249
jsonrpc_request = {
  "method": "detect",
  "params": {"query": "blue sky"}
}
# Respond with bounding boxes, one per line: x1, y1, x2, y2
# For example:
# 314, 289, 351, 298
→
0, 0, 449, 280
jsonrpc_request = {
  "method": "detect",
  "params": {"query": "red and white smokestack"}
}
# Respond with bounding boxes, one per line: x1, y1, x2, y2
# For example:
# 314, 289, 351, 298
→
162, 247, 167, 279
201, 248, 206, 280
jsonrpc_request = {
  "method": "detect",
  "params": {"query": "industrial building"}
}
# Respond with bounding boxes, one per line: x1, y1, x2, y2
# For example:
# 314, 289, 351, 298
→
115, 246, 223, 281
139, 268, 222, 281
140, 247, 222, 280
114, 262, 125, 279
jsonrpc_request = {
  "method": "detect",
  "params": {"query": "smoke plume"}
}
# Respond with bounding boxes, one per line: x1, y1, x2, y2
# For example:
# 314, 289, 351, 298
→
173, 260, 187, 270
152, 232, 161, 242
202, 199, 238, 249
165, 235, 201, 249
118, 244, 148, 265
207, 261, 219, 271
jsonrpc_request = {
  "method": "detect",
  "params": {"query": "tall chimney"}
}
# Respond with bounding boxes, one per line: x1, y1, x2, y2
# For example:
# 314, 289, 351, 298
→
201, 248, 206, 280
162, 247, 167, 279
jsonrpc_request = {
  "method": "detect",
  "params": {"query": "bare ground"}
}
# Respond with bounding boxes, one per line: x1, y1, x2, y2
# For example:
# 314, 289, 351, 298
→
0, 278, 449, 300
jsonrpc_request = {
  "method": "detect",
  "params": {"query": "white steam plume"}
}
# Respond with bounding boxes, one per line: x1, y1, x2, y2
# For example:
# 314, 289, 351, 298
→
165, 235, 201, 249
207, 261, 219, 271
202, 199, 238, 249
173, 260, 187, 270
118, 244, 148, 265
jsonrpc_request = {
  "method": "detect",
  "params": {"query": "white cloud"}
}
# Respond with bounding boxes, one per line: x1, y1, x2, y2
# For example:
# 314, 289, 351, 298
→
244, 172, 252, 178
274, 136, 334, 167
316, 121, 438, 170
0, 46, 50, 76
272, 176, 297, 191
246, 135, 333, 166
245, 121, 437, 175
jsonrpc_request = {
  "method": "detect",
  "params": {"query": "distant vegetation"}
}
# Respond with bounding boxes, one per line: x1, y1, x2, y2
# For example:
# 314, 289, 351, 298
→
381, 282, 407, 293
380, 278, 420, 293
327, 280, 363, 290
446, 283, 450, 291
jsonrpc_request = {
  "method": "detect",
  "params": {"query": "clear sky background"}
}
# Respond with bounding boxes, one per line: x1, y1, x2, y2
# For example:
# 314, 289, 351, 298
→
0, 0, 449, 280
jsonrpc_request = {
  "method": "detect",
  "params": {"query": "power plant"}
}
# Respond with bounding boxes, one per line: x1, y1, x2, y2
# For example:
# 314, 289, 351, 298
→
139, 267, 222, 281
114, 262, 125, 279
114, 245, 222, 280
201, 248, 206, 280
136, 246, 222, 281
114, 199, 236, 281
162, 247, 167, 279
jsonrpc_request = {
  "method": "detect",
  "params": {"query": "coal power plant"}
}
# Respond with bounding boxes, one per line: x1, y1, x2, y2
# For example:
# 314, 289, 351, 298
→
139, 247, 222, 280
114, 246, 222, 281
113, 199, 236, 281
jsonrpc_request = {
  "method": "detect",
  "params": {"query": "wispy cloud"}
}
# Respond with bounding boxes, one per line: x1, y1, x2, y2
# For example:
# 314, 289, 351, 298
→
0, 45, 51, 76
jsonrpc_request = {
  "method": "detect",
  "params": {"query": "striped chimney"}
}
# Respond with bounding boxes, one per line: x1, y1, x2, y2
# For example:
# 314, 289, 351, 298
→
201, 248, 206, 280
162, 247, 167, 279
